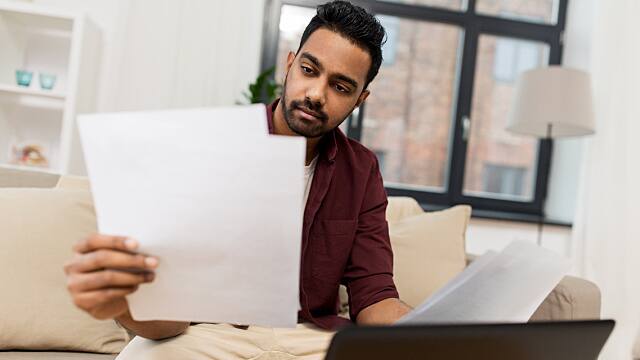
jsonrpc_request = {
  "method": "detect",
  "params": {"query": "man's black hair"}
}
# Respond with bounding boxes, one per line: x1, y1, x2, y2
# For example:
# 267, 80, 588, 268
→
297, 0, 386, 89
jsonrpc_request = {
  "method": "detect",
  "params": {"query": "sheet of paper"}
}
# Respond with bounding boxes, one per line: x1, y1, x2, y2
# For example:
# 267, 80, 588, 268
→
407, 250, 498, 316
397, 241, 570, 325
78, 105, 305, 328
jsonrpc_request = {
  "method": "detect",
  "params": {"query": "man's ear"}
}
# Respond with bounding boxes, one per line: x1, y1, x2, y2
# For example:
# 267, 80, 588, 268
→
285, 51, 296, 74
355, 89, 370, 108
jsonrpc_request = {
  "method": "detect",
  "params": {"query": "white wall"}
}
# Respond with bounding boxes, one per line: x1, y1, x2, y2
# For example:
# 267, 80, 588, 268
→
31, 0, 266, 112
466, 218, 571, 256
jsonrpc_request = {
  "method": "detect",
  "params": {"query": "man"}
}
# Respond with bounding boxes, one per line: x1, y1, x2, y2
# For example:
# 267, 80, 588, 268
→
64, 1, 411, 358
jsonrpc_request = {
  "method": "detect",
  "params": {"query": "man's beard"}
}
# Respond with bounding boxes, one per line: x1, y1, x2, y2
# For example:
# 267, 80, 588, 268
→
281, 76, 337, 138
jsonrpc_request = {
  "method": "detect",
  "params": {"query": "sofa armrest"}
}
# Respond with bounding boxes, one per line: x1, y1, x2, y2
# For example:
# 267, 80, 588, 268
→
466, 254, 601, 321
529, 275, 601, 321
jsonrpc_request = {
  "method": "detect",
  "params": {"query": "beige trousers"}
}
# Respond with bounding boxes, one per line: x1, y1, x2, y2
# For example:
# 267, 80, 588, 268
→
116, 323, 335, 360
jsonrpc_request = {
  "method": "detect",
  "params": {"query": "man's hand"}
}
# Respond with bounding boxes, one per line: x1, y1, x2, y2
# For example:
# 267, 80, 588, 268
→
64, 234, 158, 320
64, 234, 189, 340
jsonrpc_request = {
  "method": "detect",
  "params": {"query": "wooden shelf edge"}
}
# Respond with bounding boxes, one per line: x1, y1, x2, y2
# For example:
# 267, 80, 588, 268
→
0, 84, 66, 99
0, 163, 60, 175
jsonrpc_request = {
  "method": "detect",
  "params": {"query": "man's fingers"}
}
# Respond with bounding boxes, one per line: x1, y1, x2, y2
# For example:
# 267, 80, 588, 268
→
73, 234, 138, 254
67, 270, 154, 292
72, 287, 138, 310
66, 249, 158, 274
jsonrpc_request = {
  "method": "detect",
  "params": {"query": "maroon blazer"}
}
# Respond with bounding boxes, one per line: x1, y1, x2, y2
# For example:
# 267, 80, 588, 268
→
267, 100, 399, 330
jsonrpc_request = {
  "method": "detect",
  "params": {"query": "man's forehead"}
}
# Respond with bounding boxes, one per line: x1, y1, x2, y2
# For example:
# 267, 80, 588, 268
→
297, 28, 371, 87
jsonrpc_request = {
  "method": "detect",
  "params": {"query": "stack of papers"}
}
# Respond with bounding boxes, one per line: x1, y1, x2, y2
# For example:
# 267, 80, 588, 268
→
78, 105, 305, 328
397, 241, 570, 325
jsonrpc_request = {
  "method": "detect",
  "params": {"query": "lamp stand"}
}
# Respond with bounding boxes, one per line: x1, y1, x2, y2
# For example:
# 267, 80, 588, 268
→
537, 123, 553, 246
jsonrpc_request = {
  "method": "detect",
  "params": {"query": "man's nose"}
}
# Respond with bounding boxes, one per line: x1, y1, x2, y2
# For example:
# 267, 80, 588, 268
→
305, 82, 326, 109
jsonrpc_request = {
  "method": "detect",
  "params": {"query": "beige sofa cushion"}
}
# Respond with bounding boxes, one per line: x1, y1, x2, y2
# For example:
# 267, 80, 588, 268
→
389, 205, 471, 308
0, 188, 129, 353
529, 275, 601, 321
634, 330, 640, 360
56, 175, 91, 191
0, 166, 60, 188
385, 196, 424, 223
0, 352, 117, 360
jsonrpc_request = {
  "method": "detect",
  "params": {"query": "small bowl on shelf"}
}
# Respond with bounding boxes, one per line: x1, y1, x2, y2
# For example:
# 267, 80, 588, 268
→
39, 73, 57, 90
15, 70, 33, 87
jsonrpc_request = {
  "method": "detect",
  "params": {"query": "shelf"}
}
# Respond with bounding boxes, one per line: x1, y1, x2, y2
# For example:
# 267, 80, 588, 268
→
0, 83, 66, 99
0, 0, 76, 29
0, 163, 58, 175
0, 0, 99, 175
0, 83, 65, 110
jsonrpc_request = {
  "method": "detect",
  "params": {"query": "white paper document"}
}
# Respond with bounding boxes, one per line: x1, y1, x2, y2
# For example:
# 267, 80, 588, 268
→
78, 105, 305, 327
397, 241, 570, 325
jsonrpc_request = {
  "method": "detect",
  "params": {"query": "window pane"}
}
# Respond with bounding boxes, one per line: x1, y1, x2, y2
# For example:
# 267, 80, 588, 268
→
380, 0, 466, 11
275, 5, 316, 84
476, 0, 559, 24
463, 35, 549, 201
361, 17, 462, 192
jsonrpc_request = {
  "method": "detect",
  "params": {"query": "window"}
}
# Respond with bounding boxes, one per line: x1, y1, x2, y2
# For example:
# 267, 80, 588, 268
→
493, 38, 545, 83
373, 149, 388, 174
381, 0, 465, 11
464, 35, 549, 202
482, 164, 527, 197
361, 19, 462, 192
261, 0, 568, 218
476, 0, 560, 24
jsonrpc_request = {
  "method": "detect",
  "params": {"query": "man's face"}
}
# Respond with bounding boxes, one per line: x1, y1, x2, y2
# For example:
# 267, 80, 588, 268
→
281, 28, 371, 138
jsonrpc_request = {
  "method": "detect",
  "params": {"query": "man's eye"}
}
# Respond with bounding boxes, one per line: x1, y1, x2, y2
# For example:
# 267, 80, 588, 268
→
335, 84, 349, 93
301, 66, 313, 74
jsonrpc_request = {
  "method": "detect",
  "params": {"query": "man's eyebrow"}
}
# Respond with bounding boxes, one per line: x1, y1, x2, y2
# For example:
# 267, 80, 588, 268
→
335, 74, 359, 89
301, 52, 324, 71
300, 52, 360, 89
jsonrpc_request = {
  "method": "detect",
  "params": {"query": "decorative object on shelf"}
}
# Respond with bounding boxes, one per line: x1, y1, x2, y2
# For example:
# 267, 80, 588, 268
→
38, 73, 57, 90
10, 143, 49, 168
238, 66, 282, 105
506, 66, 595, 245
15, 70, 33, 87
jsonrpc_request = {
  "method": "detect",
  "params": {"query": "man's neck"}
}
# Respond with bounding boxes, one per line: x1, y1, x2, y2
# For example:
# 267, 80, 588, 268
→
273, 101, 321, 166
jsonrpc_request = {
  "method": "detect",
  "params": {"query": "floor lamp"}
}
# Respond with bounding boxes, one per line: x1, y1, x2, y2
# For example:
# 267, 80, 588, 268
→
506, 66, 596, 246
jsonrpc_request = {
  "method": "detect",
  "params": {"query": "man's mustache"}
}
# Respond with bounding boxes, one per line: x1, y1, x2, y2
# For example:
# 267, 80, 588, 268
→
290, 99, 328, 121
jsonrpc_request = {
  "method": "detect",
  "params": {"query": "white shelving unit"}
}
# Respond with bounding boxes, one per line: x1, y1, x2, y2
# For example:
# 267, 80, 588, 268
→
0, 0, 100, 175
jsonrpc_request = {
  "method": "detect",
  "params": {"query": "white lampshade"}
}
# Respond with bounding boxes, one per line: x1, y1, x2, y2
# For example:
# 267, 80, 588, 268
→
507, 66, 595, 138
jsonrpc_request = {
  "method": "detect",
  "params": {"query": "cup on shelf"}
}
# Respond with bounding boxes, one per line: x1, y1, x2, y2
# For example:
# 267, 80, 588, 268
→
39, 73, 57, 91
15, 70, 33, 87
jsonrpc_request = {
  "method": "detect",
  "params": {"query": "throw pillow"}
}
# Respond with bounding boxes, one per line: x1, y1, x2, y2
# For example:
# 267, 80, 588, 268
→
386, 196, 424, 223
389, 205, 471, 308
0, 188, 129, 353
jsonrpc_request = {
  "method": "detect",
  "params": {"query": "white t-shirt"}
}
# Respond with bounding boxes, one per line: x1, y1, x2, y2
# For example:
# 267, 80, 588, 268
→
299, 155, 318, 311
302, 156, 318, 210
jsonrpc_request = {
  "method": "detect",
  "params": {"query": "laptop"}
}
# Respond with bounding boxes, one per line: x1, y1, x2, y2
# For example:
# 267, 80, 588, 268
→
325, 320, 615, 360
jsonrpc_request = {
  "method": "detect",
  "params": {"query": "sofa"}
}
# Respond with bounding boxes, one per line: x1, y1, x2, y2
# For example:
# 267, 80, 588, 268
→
0, 165, 601, 359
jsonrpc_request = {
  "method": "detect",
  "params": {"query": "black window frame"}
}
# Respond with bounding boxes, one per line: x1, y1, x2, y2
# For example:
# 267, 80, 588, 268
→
260, 0, 569, 221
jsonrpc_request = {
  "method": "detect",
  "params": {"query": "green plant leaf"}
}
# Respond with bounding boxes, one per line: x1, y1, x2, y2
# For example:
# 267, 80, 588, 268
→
238, 66, 282, 104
